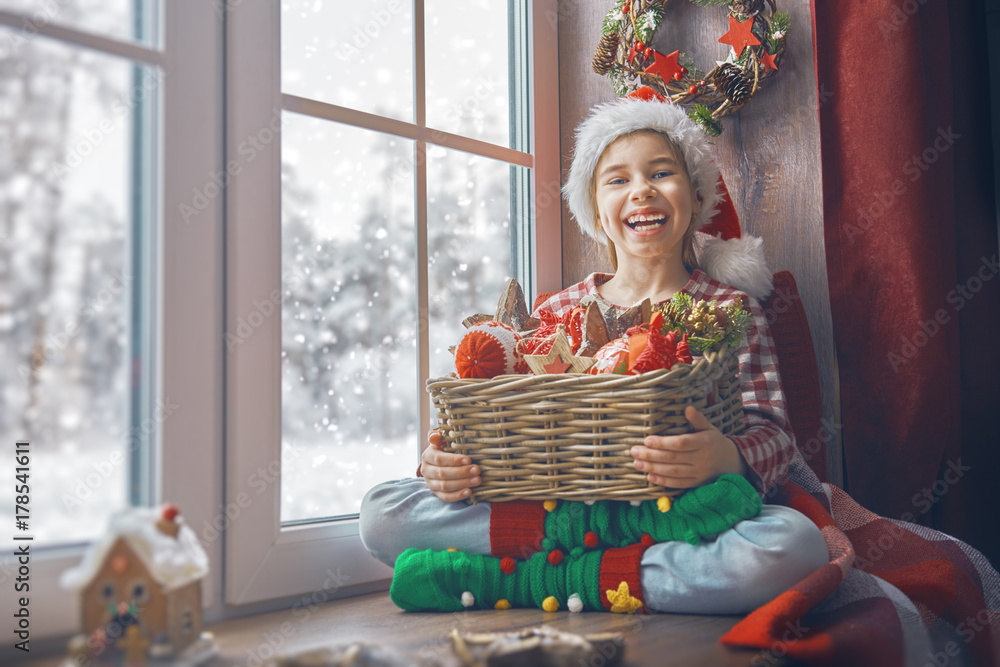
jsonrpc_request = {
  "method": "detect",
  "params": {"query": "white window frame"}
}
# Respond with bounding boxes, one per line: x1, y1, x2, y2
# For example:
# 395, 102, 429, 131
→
224, 0, 561, 605
0, 0, 225, 644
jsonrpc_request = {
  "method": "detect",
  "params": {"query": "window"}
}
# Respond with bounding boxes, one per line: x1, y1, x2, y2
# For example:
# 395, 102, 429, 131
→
0, 1, 224, 640
225, 0, 559, 604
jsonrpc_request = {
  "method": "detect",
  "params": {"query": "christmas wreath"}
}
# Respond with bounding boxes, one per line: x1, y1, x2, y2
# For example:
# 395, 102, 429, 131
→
592, 0, 790, 135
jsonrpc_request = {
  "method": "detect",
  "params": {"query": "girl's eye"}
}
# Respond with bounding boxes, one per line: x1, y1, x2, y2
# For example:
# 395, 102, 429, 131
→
609, 177, 627, 185
653, 170, 674, 179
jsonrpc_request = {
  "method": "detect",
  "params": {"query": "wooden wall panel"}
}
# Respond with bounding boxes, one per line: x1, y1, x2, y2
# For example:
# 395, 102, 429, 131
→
556, 0, 842, 485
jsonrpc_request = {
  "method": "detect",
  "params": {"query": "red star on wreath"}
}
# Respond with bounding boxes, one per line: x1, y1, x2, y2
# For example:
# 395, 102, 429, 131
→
644, 49, 683, 84
718, 15, 760, 57
760, 49, 779, 72
627, 43, 642, 65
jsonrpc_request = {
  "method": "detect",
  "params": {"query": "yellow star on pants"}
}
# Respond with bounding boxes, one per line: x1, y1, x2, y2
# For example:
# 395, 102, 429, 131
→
606, 581, 643, 613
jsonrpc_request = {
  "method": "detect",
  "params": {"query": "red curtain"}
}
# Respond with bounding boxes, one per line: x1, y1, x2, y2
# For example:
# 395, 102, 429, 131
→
811, 0, 1000, 566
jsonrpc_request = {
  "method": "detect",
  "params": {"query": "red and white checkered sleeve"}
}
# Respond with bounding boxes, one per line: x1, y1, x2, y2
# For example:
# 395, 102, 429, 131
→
531, 280, 592, 318
728, 295, 797, 495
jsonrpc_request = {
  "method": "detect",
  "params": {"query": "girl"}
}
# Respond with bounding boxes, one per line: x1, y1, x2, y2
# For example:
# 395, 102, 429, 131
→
359, 98, 829, 614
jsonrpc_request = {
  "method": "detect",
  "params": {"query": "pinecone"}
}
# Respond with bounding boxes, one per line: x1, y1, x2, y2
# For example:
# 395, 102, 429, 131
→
684, 301, 724, 338
712, 63, 753, 106
656, 301, 684, 330
592, 32, 619, 75
730, 0, 764, 18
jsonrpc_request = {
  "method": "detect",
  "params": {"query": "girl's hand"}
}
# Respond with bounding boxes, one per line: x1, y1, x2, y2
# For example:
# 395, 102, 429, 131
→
630, 405, 749, 489
421, 429, 481, 502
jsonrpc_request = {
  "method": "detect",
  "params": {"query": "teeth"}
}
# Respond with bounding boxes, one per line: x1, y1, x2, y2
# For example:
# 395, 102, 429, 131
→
626, 213, 667, 230
627, 214, 666, 223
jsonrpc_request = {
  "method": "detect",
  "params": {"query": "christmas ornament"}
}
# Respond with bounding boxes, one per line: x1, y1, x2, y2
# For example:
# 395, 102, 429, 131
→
454, 321, 526, 379
594, 0, 790, 135
653, 292, 751, 355
592, 32, 620, 74
524, 326, 597, 375
712, 62, 753, 106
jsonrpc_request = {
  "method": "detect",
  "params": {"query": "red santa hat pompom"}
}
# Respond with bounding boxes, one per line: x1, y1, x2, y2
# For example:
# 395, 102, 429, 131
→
454, 321, 526, 379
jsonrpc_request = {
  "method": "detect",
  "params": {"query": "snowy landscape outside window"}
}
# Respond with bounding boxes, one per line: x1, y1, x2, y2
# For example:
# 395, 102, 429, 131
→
0, 1, 159, 545
279, 0, 528, 522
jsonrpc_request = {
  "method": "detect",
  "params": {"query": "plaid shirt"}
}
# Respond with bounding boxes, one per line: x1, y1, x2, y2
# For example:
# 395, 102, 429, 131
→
532, 269, 796, 495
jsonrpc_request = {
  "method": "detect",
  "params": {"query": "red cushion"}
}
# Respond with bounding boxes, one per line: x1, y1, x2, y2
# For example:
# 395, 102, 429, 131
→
760, 271, 827, 482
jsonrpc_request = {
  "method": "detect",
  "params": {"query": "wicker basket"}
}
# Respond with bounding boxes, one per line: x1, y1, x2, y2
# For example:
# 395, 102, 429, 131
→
427, 344, 745, 503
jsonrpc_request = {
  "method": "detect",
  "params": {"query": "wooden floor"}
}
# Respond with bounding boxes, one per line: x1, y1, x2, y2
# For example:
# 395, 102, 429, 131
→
20, 591, 787, 666
208, 592, 778, 666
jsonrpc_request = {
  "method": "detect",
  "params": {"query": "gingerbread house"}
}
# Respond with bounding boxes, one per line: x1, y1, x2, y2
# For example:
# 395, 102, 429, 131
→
60, 504, 211, 662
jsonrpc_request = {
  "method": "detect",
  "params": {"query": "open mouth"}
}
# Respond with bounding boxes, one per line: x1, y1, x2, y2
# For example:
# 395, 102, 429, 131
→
625, 212, 667, 231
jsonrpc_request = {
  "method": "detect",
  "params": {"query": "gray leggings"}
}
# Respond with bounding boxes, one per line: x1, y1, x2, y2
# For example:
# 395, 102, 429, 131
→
359, 478, 829, 614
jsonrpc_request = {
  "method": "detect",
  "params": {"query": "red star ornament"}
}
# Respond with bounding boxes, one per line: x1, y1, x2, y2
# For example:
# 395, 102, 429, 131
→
627, 43, 642, 65
718, 15, 761, 58
760, 49, 779, 72
644, 49, 684, 84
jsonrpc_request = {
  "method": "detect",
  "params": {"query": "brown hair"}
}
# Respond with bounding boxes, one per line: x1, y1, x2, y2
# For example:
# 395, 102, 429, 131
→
592, 130, 701, 272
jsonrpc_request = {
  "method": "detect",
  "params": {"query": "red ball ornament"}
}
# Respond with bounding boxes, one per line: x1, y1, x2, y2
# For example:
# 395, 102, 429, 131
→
636, 40, 645, 51
500, 557, 516, 575
643, 47, 653, 59
547, 550, 564, 566
681, 67, 689, 75
698, 79, 706, 86
584, 531, 599, 548
688, 85, 698, 95
622, 2, 629, 14
162, 503, 180, 522
641, 533, 655, 547
455, 322, 523, 379
673, 72, 684, 81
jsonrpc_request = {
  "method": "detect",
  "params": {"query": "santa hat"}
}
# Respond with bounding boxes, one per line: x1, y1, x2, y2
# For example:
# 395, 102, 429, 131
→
562, 93, 773, 299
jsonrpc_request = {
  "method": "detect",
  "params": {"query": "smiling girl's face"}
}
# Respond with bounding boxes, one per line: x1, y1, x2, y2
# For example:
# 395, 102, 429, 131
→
594, 131, 700, 268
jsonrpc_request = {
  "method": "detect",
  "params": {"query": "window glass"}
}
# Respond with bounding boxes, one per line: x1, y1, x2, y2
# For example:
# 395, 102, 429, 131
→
425, 0, 511, 147
426, 148, 515, 380
281, 0, 414, 122
280, 112, 417, 522
0, 0, 160, 47
0, 34, 156, 543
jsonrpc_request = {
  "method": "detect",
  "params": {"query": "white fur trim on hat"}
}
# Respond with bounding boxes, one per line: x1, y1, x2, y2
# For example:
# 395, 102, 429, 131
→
562, 98, 722, 243
694, 231, 773, 300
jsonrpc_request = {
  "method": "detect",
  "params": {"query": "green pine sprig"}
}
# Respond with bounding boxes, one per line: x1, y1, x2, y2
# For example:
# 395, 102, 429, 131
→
688, 105, 722, 137
634, 4, 664, 44
768, 10, 790, 52
603, 2, 627, 35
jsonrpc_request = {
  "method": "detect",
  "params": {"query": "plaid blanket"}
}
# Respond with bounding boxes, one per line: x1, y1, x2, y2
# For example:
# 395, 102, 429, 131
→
721, 456, 1000, 667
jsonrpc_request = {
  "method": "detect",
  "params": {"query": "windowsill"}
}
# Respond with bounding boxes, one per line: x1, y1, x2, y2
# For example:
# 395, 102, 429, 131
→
17, 591, 782, 666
